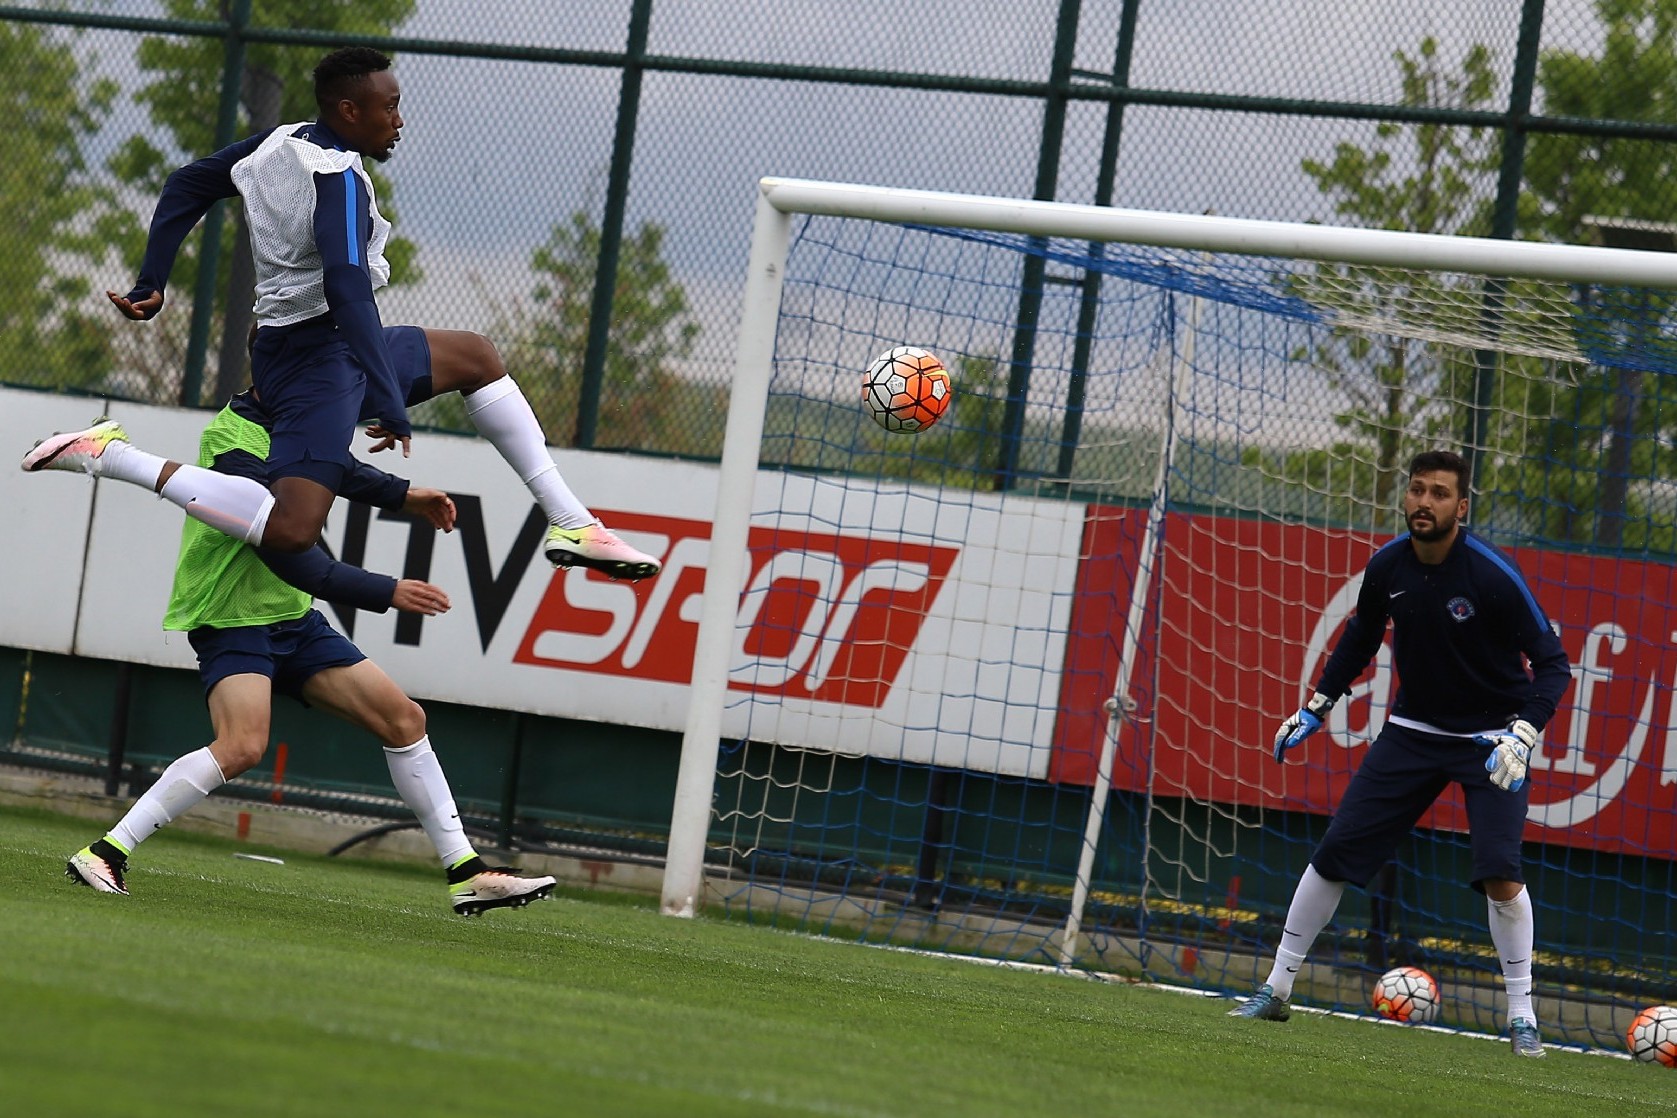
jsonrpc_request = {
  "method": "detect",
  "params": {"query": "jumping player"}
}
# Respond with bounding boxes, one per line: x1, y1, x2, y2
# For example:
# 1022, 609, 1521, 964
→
25, 46, 656, 581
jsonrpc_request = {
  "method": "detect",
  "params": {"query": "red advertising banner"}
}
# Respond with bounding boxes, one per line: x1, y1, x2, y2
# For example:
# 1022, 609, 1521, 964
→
1054, 507, 1677, 861
513, 512, 959, 708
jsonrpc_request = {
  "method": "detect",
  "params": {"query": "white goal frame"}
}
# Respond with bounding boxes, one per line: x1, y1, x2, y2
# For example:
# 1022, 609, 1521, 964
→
659, 176, 1677, 931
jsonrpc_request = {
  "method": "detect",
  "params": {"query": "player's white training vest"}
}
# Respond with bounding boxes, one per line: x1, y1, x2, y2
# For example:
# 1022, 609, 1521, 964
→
230, 122, 393, 328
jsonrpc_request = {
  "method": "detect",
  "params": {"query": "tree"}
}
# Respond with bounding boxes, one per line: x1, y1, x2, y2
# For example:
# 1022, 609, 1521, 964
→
109, 0, 418, 403
0, 24, 121, 393
1254, 39, 1503, 529
1517, 0, 1677, 551
449, 210, 700, 451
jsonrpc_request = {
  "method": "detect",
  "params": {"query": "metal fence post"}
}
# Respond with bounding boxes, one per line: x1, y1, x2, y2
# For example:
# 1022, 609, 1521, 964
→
575, 0, 653, 449
178, 0, 251, 407
997, 0, 1080, 491
1463, 0, 1545, 485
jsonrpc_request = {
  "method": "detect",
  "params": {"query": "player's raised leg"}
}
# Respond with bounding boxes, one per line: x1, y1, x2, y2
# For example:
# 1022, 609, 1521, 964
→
418, 328, 661, 580
300, 657, 556, 915
22, 417, 333, 553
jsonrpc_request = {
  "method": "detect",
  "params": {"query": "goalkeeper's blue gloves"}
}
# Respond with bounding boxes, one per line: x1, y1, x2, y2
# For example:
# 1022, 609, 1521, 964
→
1273, 692, 1335, 762
1474, 719, 1538, 793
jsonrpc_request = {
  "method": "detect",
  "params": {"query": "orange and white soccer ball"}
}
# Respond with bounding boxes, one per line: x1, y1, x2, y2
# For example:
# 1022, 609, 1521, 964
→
1627, 1005, 1677, 1066
1371, 965, 1441, 1024
863, 346, 952, 433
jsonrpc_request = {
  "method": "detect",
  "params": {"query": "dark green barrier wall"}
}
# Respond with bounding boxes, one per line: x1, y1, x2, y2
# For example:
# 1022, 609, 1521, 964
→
0, 646, 23, 745
7, 646, 1665, 980
5, 650, 680, 845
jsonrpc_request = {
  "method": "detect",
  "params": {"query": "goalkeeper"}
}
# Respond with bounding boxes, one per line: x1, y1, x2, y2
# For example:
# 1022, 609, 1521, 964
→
64, 390, 555, 917
1229, 450, 1571, 1059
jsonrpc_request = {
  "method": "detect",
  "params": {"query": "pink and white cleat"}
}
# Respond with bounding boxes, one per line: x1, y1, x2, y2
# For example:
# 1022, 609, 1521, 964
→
22, 417, 130, 475
66, 842, 130, 895
449, 867, 556, 916
543, 521, 661, 580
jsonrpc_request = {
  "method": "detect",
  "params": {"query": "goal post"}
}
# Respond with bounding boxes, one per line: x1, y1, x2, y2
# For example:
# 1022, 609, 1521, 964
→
662, 190, 791, 918
662, 176, 1677, 1052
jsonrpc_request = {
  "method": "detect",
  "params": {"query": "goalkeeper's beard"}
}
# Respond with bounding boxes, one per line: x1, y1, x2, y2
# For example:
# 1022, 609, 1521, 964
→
1407, 509, 1456, 542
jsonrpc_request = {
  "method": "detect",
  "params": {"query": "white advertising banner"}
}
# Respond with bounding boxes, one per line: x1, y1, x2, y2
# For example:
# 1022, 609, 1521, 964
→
0, 391, 108, 655
0, 387, 1082, 779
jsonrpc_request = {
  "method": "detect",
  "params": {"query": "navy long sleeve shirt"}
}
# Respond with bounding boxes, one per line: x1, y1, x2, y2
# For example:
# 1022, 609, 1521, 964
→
1314, 528, 1571, 734
126, 121, 409, 439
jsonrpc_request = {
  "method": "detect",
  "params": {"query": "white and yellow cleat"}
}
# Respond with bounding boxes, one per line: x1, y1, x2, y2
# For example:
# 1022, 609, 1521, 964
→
449, 867, 557, 917
543, 521, 661, 581
22, 417, 130, 475
66, 842, 130, 895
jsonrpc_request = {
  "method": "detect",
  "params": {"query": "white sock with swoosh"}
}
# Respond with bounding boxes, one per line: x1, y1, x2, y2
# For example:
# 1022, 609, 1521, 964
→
109, 747, 227, 852
385, 736, 474, 867
1488, 887, 1536, 1024
1264, 864, 1345, 999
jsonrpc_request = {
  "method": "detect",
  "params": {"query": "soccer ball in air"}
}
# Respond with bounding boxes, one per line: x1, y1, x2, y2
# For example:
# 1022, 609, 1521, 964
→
1371, 966, 1441, 1024
863, 346, 952, 433
1626, 1005, 1677, 1066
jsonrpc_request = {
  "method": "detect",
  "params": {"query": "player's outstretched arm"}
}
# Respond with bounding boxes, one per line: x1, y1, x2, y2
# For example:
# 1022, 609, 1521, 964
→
254, 487, 454, 612
109, 129, 275, 321
255, 544, 398, 613
312, 167, 411, 450
1274, 551, 1397, 763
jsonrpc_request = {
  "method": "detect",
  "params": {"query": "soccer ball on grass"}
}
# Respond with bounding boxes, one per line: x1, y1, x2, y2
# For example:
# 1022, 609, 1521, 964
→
863, 346, 952, 433
1371, 965, 1441, 1024
1627, 1005, 1677, 1066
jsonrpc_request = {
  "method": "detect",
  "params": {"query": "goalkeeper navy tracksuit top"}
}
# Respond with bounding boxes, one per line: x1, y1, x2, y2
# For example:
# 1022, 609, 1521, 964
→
1313, 528, 1571, 737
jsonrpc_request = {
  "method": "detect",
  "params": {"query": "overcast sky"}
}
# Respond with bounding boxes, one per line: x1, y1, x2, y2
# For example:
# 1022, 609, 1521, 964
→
58, 0, 1609, 378
371, 0, 1602, 349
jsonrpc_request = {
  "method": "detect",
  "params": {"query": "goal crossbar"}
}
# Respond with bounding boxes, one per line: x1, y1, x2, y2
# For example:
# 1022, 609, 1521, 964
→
760, 177, 1677, 288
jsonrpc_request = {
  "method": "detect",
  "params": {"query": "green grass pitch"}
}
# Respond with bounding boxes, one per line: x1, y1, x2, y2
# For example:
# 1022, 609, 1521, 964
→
2, 806, 1670, 1117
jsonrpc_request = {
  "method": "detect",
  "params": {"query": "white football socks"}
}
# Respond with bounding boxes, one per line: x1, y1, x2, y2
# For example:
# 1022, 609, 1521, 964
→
1488, 887, 1537, 1025
157, 464, 276, 545
384, 736, 474, 867
108, 746, 228, 852
96, 440, 165, 491
1264, 864, 1347, 999
97, 440, 275, 545
463, 376, 592, 529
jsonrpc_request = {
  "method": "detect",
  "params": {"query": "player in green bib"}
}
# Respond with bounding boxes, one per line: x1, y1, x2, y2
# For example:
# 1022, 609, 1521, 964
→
163, 401, 343, 630
66, 391, 555, 916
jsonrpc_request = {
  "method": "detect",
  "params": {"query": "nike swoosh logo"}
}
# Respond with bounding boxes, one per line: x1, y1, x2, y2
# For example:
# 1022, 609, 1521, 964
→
1389, 590, 1407, 599
1285, 967, 1299, 973
1505, 958, 1528, 966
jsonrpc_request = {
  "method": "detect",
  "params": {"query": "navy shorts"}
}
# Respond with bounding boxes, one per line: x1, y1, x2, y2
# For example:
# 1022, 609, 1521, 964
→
390, 325, 435, 406
188, 610, 366, 704
1310, 721, 1528, 892
249, 319, 433, 490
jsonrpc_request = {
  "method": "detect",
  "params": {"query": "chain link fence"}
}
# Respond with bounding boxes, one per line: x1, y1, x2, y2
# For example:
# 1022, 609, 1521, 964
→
1, 0, 1672, 461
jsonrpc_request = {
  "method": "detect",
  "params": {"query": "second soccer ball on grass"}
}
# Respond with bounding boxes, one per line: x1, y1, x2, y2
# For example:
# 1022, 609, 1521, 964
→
863, 346, 952, 433
1627, 1005, 1677, 1066
1371, 965, 1441, 1024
